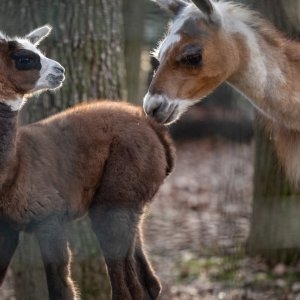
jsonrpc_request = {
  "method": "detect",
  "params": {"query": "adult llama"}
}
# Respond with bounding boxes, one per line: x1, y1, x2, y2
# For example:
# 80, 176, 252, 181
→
144, 0, 300, 183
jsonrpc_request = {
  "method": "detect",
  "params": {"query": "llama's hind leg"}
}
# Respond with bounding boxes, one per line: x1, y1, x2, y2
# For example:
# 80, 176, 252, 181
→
35, 217, 77, 300
0, 221, 19, 285
89, 204, 144, 300
89, 139, 162, 299
134, 227, 161, 299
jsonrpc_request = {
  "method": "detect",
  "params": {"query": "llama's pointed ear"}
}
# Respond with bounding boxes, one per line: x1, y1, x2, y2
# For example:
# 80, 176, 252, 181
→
26, 25, 52, 45
152, 0, 188, 16
191, 0, 214, 17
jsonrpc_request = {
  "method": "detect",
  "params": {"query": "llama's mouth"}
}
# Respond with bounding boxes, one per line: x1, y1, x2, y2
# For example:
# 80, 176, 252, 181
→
164, 105, 179, 125
155, 103, 179, 125
144, 92, 196, 125
46, 74, 65, 88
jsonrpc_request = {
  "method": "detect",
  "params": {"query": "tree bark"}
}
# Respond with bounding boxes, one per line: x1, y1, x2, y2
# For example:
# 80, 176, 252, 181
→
247, 0, 300, 264
123, 0, 146, 104
0, 0, 126, 299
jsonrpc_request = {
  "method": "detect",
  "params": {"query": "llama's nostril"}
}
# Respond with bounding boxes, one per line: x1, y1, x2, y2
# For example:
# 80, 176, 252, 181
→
54, 66, 65, 74
151, 102, 162, 117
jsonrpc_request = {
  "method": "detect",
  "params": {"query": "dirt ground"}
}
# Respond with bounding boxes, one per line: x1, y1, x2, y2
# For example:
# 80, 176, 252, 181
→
2, 138, 300, 300
144, 138, 300, 300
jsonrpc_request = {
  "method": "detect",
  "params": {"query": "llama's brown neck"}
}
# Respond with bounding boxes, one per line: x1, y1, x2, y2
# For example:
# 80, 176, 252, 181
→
228, 18, 300, 131
0, 102, 19, 188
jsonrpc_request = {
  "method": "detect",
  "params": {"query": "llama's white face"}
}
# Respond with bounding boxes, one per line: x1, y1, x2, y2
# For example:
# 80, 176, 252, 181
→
18, 25, 65, 92
20, 29, 65, 91
0, 25, 65, 111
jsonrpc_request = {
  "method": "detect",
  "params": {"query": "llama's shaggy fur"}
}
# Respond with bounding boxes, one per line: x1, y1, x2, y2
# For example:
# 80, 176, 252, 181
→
0, 100, 174, 300
145, 0, 300, 183
0, 27, 172, 300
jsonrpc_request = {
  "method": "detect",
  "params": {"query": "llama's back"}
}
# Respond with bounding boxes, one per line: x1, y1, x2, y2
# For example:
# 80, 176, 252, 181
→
17, 100, 175, 221
39, 100, 176, 177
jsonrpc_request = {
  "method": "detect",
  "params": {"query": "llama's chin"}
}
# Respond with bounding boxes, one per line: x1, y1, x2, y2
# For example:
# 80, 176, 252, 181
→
164, 111, 182, 125
32, 76, 65, 93
49, 80, 64, 90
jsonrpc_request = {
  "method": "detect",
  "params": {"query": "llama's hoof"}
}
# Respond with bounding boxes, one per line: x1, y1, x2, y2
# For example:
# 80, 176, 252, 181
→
146, 276, 161, 299
118, 257, 161, 300
134, 263, 161, 299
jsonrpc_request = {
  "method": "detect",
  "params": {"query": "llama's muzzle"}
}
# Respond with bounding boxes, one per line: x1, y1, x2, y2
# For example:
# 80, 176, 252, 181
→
143, 92, 180, 125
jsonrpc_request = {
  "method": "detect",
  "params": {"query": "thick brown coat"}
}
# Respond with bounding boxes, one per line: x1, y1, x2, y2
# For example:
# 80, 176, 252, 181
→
0, 100, 175, 300
1, 101, 174, 226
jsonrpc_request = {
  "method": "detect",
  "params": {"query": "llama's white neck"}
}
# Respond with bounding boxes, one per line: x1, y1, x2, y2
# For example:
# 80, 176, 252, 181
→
227, 20, 300, 131
0, 97, 24, 112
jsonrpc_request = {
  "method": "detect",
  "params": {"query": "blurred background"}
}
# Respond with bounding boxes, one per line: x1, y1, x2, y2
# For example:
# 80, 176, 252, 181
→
1, 0, 300, 299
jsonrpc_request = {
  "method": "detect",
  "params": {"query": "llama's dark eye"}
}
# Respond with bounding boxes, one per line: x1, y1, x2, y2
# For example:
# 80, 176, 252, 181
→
10, 49, 41, 71
14, 55, 36, 70
17, 57, 33, 65
180, 53, 202, 67
178, 43, 203, 68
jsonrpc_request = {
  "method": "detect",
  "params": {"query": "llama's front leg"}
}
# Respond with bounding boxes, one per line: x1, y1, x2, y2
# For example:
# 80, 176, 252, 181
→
0, 221, 19, 285
89, 204, 145, 300
35, 217, 77, 300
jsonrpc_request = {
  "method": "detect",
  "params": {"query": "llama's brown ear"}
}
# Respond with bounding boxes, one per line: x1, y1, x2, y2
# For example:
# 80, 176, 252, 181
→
191, 0, 214, 16
153, 0, 188, 16
26, 25, 52, 45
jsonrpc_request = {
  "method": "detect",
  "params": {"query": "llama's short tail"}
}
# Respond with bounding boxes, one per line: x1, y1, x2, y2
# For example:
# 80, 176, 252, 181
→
147, 118, 176, 176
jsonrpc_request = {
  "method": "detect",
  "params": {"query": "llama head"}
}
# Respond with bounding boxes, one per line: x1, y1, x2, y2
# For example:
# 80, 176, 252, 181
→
0, 25, 65, 111
144, 0, 242, 124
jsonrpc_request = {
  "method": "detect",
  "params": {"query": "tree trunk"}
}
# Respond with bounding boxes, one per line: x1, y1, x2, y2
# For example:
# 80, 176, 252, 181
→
0, 0, 126, 299
123, 0, 146, 103
247, 0, 300, 264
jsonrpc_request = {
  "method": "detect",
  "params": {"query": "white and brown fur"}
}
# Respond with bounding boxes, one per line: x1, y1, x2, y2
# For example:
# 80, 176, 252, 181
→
0, 25, 64, 110
144, 0, 300, 183
0, 27, 175, 300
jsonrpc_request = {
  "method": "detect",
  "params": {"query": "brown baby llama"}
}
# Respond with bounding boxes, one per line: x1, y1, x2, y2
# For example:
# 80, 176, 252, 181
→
0, 26, 175, 300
